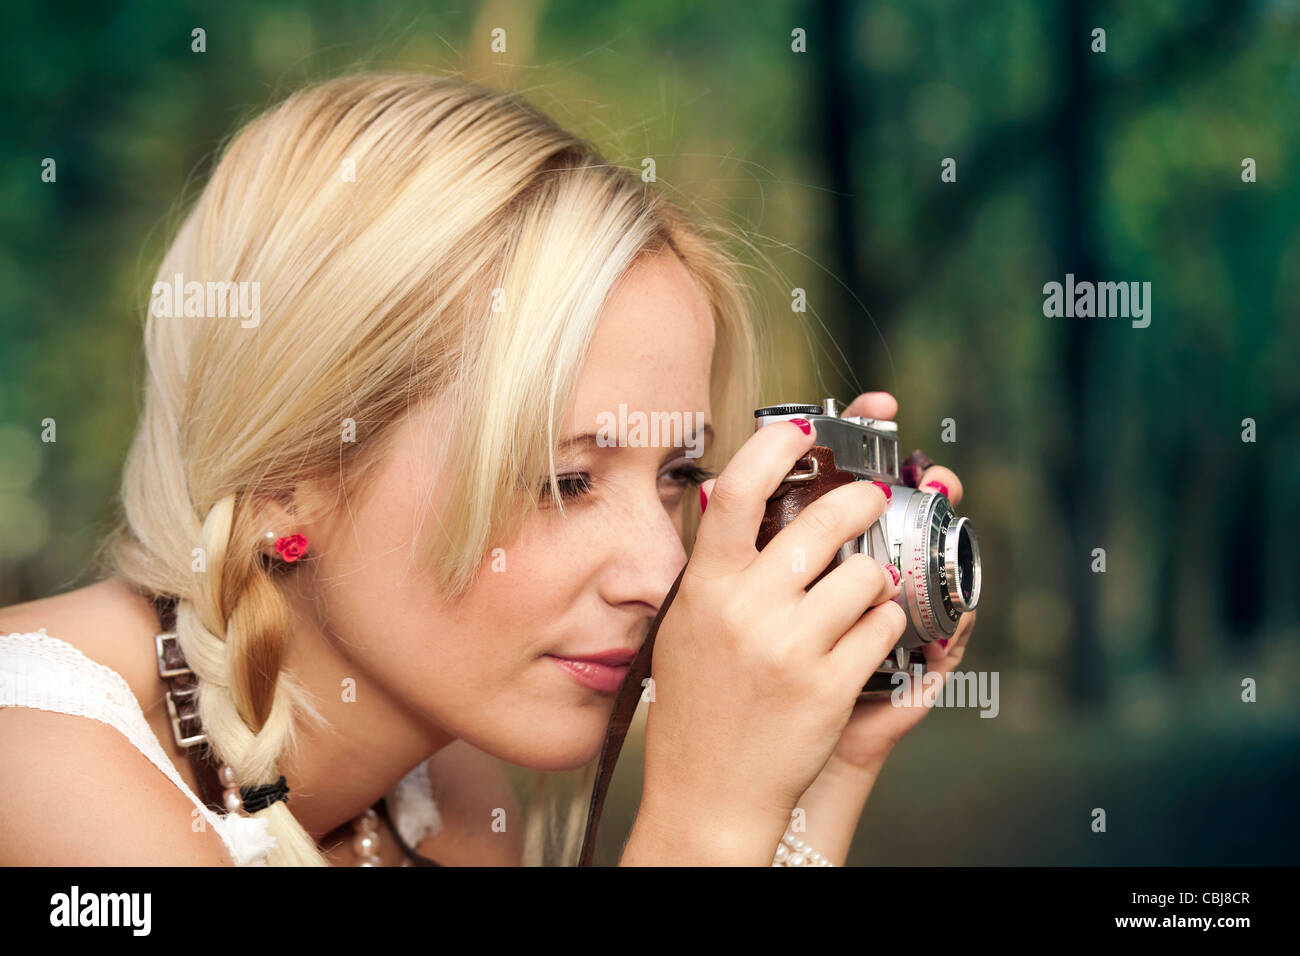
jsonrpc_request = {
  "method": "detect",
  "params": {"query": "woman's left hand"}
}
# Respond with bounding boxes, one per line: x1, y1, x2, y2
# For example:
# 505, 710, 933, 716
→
819, 391, 978, 779
760, 391, 977, 864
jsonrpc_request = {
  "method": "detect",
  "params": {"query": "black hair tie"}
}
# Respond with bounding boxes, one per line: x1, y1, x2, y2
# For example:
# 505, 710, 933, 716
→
240, 776, 290, 813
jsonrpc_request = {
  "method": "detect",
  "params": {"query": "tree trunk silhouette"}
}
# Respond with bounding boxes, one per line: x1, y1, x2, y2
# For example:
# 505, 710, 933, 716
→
1051, 0, 1107, 709
809, 0, 879, 388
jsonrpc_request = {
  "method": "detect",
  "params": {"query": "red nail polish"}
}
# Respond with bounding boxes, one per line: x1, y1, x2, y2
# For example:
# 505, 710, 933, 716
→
885, 563, 901, 586
924, 480, 949, 498
937, 638, 949, 649
871, 480, 892, 500
789, 418, 811, 435
699, 487, 708, 513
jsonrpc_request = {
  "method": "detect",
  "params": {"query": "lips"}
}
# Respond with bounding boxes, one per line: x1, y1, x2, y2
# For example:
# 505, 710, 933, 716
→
552, 648, 637, 667
546, 648, 637, 694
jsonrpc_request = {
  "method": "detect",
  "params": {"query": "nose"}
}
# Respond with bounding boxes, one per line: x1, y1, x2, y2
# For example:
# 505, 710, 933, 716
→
598, 489, 687, 615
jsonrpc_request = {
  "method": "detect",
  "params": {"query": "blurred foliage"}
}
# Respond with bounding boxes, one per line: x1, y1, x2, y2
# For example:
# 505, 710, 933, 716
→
1, 0, 1297, 864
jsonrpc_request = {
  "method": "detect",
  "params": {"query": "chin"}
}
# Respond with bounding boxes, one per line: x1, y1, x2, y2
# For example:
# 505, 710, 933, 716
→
491, 712, 611, 772
516, 751, 600, 773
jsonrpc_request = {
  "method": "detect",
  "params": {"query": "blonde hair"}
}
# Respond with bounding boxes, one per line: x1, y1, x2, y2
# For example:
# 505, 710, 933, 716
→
99, 72, 758, 865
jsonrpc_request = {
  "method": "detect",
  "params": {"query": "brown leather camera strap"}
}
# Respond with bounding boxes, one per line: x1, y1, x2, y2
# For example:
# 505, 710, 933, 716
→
150, 595, 227, 813
577, 444, 861, 865
162, 571, 675, 866
150, 593, 443, 866
577, 563, 687, 866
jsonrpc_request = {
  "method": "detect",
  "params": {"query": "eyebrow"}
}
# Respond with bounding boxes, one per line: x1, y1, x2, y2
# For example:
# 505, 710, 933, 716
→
558, 422, 714, 451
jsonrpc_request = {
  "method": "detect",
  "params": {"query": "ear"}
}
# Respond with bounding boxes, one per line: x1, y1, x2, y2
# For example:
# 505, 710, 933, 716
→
251, 489, 303, 559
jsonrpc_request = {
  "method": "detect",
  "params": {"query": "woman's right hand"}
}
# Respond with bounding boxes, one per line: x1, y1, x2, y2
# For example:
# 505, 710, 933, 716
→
626, 416, 907, 865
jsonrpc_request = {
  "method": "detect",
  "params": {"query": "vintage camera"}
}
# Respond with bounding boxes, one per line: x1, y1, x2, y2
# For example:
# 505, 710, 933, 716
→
754, 398, 981, 697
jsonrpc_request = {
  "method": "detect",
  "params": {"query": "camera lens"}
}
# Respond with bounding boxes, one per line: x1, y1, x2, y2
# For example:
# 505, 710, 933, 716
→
957, 523, 975, 604
942, 516, 981, 613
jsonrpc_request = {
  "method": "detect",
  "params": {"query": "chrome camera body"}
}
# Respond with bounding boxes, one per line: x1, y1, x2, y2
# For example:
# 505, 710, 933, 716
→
754, 398, 982, 696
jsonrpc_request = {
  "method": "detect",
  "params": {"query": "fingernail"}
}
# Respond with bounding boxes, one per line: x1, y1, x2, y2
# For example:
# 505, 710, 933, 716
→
937, 638, 949, 649
871, 480, 892, 500
885, 563, 901, 586
924, 480, 949, 498
789, 418, 811, 435
699, 487, 708, 513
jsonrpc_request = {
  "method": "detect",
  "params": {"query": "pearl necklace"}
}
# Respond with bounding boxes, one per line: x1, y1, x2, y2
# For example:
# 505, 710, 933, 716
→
219, 762, 409, 866
348, 807, 385, 866
772, 827, 834, 866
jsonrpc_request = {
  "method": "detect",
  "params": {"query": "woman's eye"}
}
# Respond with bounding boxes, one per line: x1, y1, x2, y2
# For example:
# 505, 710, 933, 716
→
552, 473, 593, 500
660, 462, 715, 491
540, 464, 712, 506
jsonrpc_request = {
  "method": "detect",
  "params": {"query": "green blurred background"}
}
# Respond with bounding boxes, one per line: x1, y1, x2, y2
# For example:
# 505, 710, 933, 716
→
2, 0, 1297, 864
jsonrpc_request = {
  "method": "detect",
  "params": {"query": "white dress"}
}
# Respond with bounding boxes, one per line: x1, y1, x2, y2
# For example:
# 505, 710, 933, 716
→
0, 628, 442, 865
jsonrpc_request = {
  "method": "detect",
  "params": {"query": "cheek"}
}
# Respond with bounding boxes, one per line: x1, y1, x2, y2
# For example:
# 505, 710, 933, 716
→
450, 557, 566, 657
456, 511, 593, 638
413, 510, 598, 674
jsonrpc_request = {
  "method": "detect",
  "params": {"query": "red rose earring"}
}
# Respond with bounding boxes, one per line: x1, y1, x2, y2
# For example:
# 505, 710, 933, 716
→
263, 531, 308, 562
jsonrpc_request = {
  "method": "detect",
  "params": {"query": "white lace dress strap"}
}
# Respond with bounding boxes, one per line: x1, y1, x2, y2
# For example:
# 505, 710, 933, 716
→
0, 629, 276, 866
389, 757, 445, 850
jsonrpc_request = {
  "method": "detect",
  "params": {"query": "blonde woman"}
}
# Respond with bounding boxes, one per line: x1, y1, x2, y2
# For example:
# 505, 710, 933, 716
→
0, 73, 975, 866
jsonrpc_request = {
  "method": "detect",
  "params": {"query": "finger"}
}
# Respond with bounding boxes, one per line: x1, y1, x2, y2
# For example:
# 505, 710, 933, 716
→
697, 477, 716, 515
920, 635, 949, 663
901, 449, 935, 488
918, 464, 963, 508
840, 391, 897, 421
797, 553, 900, 648
692, 417, 817, 573
824, 599, 908, 691
751, 478, 891, 592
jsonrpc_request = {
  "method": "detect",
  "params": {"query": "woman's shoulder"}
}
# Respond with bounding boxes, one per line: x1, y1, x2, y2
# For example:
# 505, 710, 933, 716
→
0, 579, 233, 865
0, 705, 232, 864
0, 577, 161, 687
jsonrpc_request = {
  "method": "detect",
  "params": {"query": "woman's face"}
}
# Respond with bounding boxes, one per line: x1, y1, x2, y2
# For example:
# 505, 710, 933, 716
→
292, 249, 716, 771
